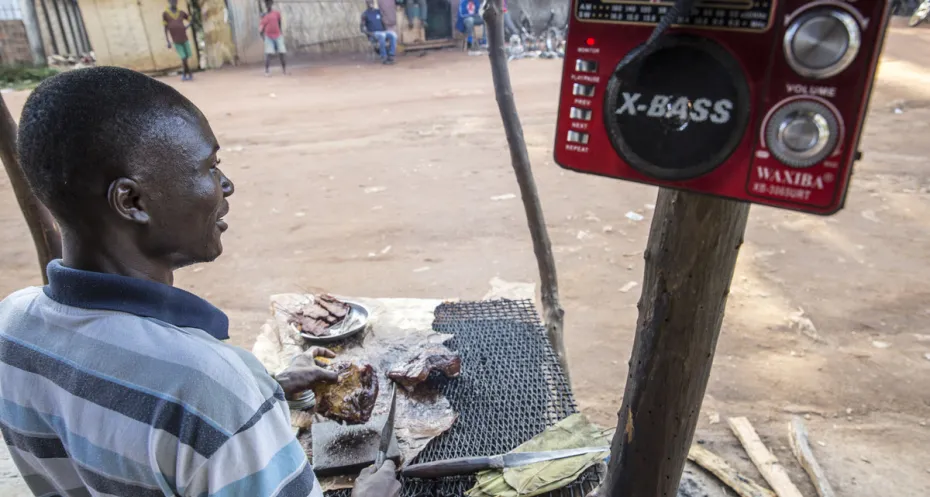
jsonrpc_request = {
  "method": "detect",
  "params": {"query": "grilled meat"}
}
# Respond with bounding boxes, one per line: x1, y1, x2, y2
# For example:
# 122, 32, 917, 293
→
312, 361, 379, 424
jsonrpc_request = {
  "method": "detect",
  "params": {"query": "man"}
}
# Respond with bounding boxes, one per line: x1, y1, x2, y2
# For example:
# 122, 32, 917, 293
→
163, 0, 193, 81
502, 0, 519, 38
457, 0, 483, 49
360, 0, 397, 65
260, 0, 287, 75
2, 67, 401, 497
376, 0, 397, 32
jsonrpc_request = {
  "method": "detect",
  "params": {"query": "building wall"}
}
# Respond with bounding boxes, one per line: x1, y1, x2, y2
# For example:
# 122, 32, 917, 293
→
229, 0, 370, 64
0, 19, 32, 63
227, 0, 261, 63
278, 0, 368, 56
35, 0, 88, 56
200, 0, 235, 67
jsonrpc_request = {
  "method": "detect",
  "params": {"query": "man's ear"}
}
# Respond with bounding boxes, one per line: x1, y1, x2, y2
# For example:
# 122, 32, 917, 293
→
107, 178, 150, 224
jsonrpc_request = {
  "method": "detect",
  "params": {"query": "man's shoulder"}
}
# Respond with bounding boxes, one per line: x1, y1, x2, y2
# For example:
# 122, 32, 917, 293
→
0, 286, 47, 325
0, 291, 280, 434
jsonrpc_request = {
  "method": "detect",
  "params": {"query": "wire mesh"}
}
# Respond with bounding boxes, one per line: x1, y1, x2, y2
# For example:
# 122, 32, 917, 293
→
326, 299, 602, 497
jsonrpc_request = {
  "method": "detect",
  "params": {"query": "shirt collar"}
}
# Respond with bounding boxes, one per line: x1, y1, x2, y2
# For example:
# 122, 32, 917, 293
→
43, 260, 230, 340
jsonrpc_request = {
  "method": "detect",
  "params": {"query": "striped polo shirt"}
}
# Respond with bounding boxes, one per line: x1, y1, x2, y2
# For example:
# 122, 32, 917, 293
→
0, 260, 322, 497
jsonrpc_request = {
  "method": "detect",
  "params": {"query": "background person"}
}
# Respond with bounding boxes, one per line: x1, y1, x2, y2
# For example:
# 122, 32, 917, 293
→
163, 0, 193, 81
260, 0, 288, 75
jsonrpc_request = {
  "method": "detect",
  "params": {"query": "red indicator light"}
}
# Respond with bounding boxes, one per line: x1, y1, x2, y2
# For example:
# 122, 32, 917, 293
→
586, 37, 595, 46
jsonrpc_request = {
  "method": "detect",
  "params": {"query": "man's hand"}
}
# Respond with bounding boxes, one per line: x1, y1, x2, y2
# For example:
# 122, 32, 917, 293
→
352, 460, 401, 497
274, 347, 338, 398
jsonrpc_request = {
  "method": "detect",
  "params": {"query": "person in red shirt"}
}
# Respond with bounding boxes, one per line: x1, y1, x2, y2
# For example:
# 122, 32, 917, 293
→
163, 0, 193, 81
260, 0, 287, 75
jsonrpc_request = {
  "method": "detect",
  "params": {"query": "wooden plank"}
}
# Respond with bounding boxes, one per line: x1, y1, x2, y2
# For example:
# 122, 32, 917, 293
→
788, 417, 836, 497
727, 417, 804, 497
688, 445, 776, 497
402, 39, 457, 51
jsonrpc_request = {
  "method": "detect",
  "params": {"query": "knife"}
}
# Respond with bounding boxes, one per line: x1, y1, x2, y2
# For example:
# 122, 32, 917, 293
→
402, 446, 610, 479
374, 384, 397, 468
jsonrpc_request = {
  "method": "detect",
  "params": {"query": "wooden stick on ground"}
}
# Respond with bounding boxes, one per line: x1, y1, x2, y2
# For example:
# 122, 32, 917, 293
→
728, 417, 804, 497
688, 444, 776, 497
788, 416, 836, 497
0, 95, 61, 283
481, 0, 567, 378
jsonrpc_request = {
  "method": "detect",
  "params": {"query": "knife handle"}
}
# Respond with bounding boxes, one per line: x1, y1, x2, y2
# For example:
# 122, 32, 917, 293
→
402, 455, 504, 479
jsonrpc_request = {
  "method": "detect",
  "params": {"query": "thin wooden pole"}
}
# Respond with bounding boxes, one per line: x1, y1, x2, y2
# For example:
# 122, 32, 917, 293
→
482, 0, 568, 379
594, 189, 749, 497
0, 95, 62, 283
38, 0, 59, 55
20, 0, 48, 65
51, 0, 71, 54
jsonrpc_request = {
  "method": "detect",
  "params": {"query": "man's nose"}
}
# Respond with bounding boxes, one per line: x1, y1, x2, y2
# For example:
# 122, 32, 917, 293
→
219, 169, 235, 197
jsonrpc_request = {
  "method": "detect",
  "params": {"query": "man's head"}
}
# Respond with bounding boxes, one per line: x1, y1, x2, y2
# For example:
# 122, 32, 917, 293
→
366, 0, 375, 9
265, 0, 274, 10
168, 0, 178, 9
18, 67, 234, 271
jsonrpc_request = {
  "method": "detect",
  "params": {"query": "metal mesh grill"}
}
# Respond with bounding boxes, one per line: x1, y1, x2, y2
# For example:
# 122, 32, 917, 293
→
326, 299, 602, 497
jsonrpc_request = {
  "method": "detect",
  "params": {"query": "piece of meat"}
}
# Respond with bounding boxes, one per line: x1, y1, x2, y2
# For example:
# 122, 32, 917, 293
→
312, 361, 379, 424
295, 315, 330, 337
300, 303, 331, 320
387, 345, 462, 392
317, 294, 350, 319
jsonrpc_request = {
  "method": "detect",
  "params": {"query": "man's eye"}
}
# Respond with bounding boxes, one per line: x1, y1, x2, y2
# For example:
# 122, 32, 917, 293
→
212, 157, 222, 169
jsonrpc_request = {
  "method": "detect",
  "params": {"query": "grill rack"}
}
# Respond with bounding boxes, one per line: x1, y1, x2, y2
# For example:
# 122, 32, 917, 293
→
326, 299, 602, 497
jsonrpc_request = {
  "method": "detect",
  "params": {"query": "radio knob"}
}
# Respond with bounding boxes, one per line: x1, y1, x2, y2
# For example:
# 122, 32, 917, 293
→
765, 100, 839, 168
784, 9, 861, 79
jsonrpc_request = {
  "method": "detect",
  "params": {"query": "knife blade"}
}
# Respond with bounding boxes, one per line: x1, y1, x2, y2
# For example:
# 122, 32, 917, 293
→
401, 446, 610, 479
374, 384, 397, 468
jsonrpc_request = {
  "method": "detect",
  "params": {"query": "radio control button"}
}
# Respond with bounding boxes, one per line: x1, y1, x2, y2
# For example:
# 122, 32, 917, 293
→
784, 9, 860, 79
765, 100, 839, 168
567, 131, 590, 144
575, 59, 599, 73
572, 83, 595, 97
569, 107, 593, 121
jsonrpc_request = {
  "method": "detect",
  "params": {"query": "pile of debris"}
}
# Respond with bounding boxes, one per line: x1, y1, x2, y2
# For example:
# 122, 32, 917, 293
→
507, 32, 565, 61
687, 416, 835, 497
48, 52, 96, 71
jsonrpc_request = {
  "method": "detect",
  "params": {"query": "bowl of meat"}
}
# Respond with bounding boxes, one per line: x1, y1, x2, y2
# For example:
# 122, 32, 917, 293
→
286, 294, 370, 345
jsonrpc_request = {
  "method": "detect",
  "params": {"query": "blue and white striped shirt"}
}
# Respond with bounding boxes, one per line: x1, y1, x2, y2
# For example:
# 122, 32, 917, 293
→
0, 261, 322, 497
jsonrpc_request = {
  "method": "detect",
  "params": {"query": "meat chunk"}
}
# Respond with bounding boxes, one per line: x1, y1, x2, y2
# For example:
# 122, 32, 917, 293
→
318, 294, 350, 319
388, 345, 462, 392
312, 361, 379, 424
289, 294, 352, 337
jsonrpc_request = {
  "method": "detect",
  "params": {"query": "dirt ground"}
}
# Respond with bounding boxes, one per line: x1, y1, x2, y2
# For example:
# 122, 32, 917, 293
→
2, 21, 930, 497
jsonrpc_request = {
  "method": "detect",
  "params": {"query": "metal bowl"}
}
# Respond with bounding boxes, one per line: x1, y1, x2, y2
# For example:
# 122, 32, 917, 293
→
299, 301, 370, 345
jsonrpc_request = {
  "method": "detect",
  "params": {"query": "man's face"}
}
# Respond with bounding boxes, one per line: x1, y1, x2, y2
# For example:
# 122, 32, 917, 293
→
169, 0, 178, 8
135, 108, 234, 268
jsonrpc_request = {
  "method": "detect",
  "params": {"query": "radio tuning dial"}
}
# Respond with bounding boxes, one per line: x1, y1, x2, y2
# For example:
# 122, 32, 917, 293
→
766, 100, 840, 168
784, 9, 861, 79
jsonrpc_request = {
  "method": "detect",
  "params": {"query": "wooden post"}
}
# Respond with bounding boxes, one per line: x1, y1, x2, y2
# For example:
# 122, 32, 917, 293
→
19, 0, 48, 65
594, 188, 750, 497
0, 95, 62, 283
482, 0, 568, 378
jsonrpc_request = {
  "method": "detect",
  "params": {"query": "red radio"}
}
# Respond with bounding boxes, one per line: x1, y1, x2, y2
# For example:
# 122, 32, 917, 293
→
553, 0, 890, 214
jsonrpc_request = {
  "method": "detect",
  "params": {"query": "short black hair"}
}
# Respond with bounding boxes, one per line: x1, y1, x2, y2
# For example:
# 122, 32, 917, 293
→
18, 66, 197, 226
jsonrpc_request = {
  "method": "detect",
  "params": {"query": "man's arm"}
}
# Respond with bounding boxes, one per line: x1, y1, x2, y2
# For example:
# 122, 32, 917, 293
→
360, 13, 369, 35
180, 407, 321, 497
163, 13, 172, 48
